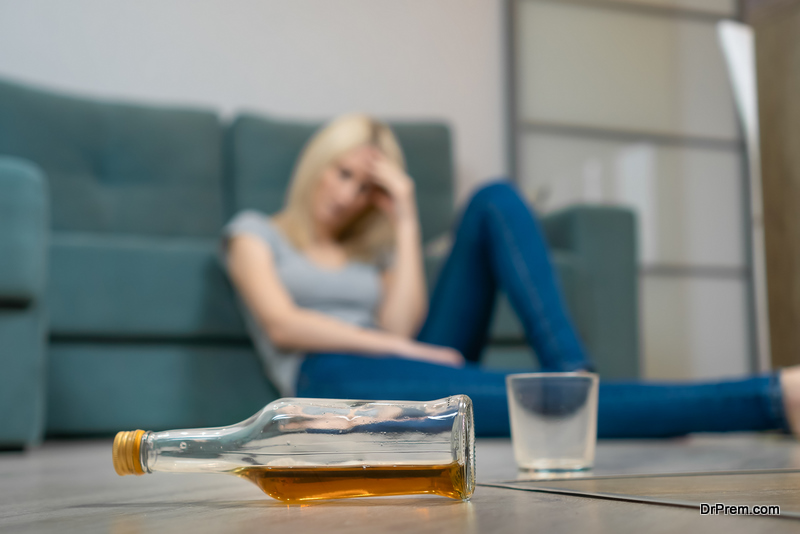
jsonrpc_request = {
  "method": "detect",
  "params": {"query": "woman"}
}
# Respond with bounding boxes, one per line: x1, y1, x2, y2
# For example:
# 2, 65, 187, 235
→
220, 113, 800, 437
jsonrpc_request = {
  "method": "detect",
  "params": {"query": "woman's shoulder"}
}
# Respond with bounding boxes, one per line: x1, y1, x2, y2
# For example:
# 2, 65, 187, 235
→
225, 208, 268, 227
222, 210, 284, 249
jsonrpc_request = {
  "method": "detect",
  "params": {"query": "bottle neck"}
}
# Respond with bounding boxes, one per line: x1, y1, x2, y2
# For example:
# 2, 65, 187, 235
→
142, 426, 247, 474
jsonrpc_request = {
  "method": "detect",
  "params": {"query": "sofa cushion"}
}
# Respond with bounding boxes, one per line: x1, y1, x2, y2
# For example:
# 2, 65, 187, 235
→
224, 114, 455, 244
46, 343, 276, 434
48, 233, 246, 338
0, 77, 224, 237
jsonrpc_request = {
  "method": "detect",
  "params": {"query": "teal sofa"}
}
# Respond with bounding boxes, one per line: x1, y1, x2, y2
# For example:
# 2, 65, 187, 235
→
0, 77, 638, 447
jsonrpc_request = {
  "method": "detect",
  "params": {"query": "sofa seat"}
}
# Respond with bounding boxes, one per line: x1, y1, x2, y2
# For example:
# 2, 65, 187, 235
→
46, 342, 275, 434
48, 233, 246, 339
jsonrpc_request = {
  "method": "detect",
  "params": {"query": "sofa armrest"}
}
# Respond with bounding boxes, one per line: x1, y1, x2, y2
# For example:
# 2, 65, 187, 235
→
542, 205, 640, 379
0, 156, 48, 303
0, 156, 48, 449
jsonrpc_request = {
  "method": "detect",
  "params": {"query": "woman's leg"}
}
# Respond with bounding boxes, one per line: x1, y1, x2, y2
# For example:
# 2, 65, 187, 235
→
298, 355, 513, 436
598, 374, 789, 437
297, 354, 791, 437
417, 179, 592, 371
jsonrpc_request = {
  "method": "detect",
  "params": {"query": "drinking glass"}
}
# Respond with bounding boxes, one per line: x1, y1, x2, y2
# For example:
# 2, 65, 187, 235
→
506, 372, 599, 471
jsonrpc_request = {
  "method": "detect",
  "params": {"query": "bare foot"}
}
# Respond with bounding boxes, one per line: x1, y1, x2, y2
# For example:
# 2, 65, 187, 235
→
779, 366, 800, 436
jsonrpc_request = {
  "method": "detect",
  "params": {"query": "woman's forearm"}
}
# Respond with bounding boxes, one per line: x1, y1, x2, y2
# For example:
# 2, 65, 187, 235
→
378, 216, 428, 337
267, 306, 464, 367
267, 306, 407, 356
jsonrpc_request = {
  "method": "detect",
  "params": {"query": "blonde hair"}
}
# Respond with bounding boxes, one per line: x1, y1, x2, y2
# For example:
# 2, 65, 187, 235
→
272, 113, 405, 263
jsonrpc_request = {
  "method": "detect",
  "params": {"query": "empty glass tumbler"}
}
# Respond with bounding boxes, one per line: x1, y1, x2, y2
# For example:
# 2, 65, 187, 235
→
113, 395, 475, 502
506, 372, 599, 471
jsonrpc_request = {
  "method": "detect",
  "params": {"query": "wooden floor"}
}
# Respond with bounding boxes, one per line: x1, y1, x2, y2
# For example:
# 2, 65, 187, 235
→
2, 434, 799, 533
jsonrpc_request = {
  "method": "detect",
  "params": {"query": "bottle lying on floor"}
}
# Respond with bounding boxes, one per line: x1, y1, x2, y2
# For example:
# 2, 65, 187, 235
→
112, 395, 475, 503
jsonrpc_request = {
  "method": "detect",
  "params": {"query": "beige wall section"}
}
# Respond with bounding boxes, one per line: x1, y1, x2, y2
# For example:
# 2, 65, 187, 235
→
750, 0, 800, 367
518, 1, 739, 139
0, 0, 507, 203
515, 0, 749, 380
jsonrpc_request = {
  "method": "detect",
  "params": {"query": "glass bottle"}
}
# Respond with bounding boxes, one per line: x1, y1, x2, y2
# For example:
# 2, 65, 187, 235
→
113, 395, 475, 503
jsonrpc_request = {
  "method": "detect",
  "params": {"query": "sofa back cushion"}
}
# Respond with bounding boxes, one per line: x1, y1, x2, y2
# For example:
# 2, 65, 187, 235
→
224, 114, 455, 245
0, 77, 224, 236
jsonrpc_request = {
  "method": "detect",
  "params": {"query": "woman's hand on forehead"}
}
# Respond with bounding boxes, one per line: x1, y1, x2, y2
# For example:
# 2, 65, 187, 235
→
365, 149, 416, 223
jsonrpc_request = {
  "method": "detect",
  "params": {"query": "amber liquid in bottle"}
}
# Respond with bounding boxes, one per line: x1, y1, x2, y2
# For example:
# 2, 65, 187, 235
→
233, 462, 467, 502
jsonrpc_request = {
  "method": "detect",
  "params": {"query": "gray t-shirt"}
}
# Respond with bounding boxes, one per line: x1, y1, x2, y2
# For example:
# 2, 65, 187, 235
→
219, 210, 387, 396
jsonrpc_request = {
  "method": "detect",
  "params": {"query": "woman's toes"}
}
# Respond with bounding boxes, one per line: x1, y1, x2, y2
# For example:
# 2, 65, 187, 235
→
780, 366, 800, 436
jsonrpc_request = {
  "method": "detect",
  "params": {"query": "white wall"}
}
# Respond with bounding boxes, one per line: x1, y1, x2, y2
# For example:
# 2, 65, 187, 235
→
0, 0, 507, 202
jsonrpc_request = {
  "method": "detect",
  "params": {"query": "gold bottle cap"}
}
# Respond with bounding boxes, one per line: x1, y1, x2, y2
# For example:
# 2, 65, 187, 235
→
112, 430, 147, 476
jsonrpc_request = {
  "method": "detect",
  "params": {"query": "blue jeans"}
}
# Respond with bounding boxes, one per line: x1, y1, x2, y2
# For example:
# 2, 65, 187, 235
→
297, 180, 790, 437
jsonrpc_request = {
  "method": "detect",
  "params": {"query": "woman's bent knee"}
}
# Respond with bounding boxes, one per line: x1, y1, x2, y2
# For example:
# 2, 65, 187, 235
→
468, 179, 528, 211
